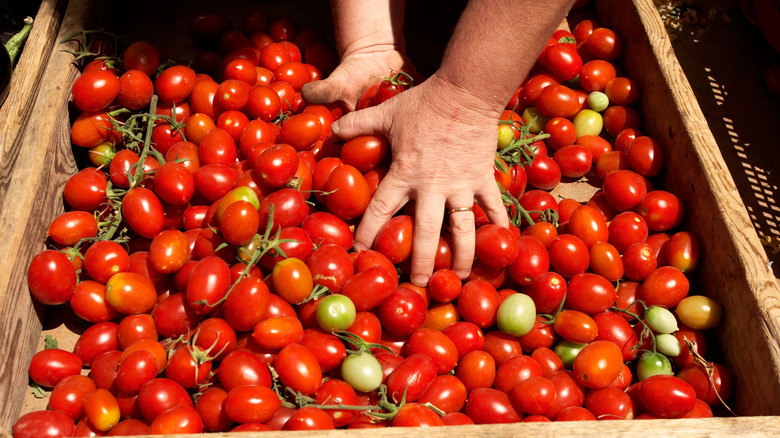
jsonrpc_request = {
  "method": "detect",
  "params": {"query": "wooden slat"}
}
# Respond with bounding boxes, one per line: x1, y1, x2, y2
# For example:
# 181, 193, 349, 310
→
0, 0, 106, 432
596, 0, 780, 416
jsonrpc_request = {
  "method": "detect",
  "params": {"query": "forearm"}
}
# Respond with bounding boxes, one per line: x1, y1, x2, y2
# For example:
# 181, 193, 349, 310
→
436, 0, 575, 116
329, 0, 407, 57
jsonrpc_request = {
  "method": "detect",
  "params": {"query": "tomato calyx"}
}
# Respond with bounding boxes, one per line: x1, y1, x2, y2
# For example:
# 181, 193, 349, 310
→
382, 70, 415, 88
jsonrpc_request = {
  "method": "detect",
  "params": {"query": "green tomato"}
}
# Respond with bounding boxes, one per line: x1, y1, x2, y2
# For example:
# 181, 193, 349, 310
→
572, 109, 603, 139
656, 333, 682, 357
496, 293, 536, 337
554, 340, 587, 369
521, 107, 550, 134
341, 351, 383, 393
587, 91, 609, 112
644, 306, 678, 334
497, 123, 516, 150
637, 351, 673, 381
316, 294, 356, 332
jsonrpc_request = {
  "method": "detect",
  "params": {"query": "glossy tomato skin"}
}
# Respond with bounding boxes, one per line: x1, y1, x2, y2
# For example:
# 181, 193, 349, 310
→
73, 321, 119, 366
274, 343, 323, 396
12, 410, 75, 438
464, 387, 522, 424
549, 234, 590, 278
639, 375, 696, 418
29, 348, 83, 388
27, 249, 77, 305
49, 374, 96, 421
122, 187, 165, 238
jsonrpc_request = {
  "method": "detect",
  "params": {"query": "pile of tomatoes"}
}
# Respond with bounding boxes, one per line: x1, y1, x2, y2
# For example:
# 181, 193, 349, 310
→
13, 6, 732, 438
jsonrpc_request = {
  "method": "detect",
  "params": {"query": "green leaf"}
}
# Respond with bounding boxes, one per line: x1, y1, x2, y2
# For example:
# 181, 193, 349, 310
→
31, 383, 47, 399
558, 36, 576, 44
44, 335, 58, 350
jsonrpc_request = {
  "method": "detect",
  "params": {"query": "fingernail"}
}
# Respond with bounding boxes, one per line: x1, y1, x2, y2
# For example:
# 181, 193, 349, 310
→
331, 120, 340, 135
454, 269, 470, 280
412, 275, 429, 287
352, 242, 367, 253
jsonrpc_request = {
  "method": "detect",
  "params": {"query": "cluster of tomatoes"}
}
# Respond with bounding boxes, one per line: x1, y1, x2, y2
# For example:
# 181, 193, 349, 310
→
14, 6, 732, 438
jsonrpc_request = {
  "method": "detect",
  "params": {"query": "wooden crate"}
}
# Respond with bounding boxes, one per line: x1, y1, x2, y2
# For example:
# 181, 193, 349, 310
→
1, 0, 779, 436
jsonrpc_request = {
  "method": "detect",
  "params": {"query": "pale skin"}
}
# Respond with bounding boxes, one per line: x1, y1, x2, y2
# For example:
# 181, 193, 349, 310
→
302, 0, 575, 286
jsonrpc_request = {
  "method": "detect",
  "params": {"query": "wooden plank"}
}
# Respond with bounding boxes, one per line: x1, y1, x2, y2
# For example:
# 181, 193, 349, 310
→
0, 0, 106, 432
596, 0, 780, 416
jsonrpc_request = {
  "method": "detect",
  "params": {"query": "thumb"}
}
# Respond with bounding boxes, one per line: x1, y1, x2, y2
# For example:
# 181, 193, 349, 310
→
331, 104, 388, 140
301, 78, 342, 105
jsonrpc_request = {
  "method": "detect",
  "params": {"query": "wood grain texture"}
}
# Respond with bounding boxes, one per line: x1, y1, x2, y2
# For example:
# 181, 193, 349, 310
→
596, 0, 780, 416
0, 0, 105, 431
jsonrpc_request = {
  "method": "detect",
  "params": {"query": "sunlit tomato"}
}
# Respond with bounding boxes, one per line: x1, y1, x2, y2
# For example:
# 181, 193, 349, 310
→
475, 224, 520, 269
553, 309, 598, 344
568, 205, 608, 248
28, 348, 82, 388
122, 187, 165, 238
605, 76, 639, 105
640, 266, 689, 308
548, 234, 590, 278
553, 145, 592, 178
579, 59, 617, 92
626, 135, 663, 176
224, 385, 280, 424
602, 170, 647, 212
589, 241, 623, 281
639, 375, 696, 418
540, 43, 582, 82
72, 70, 120, 112
324, 164, 371, 220
594, 311, 639, 361
83, 388, 120, 431
522, 74, 560, 107
456, 280, 501, 329
375, 215, 413, 264
521, 271, 565, 316
252, 315, 304, 350
27, 249, 78, 305
279, 113, 322, 151
510, 376, 557, 415
518, 190, 559, 225
666, 231, 700, 273
50, 375, 96, 421
104, 271, 157, 314
603, 105, 642, 137
536, 84, 581, 118
379, 287, 428, 337
566, 272, 617, 315
340, 135, 389, 173
463, 387, 521, 424
585, 27, 622, 61
493, 354, 543, 393
274, 343, 323, 396
608, 211, 649, 253
525, 154, 561, 190
442, 321, 486, 360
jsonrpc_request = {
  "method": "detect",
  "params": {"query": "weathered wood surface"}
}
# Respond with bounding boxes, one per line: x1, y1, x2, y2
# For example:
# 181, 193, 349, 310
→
0, 0, 105, 433
597, 0, 780, 417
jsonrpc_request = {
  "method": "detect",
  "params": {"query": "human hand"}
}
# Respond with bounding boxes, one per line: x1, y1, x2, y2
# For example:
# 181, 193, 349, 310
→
301, 48, 420, 111
331, 73, 510, 286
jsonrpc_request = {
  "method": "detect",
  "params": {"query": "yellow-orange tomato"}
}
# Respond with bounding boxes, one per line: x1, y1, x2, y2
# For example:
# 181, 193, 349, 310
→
272, 257, 314, 304
105, 272, 157, 314
84, 388, 120, 431
675, 295, 723, 330
572, 340, 624, 389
